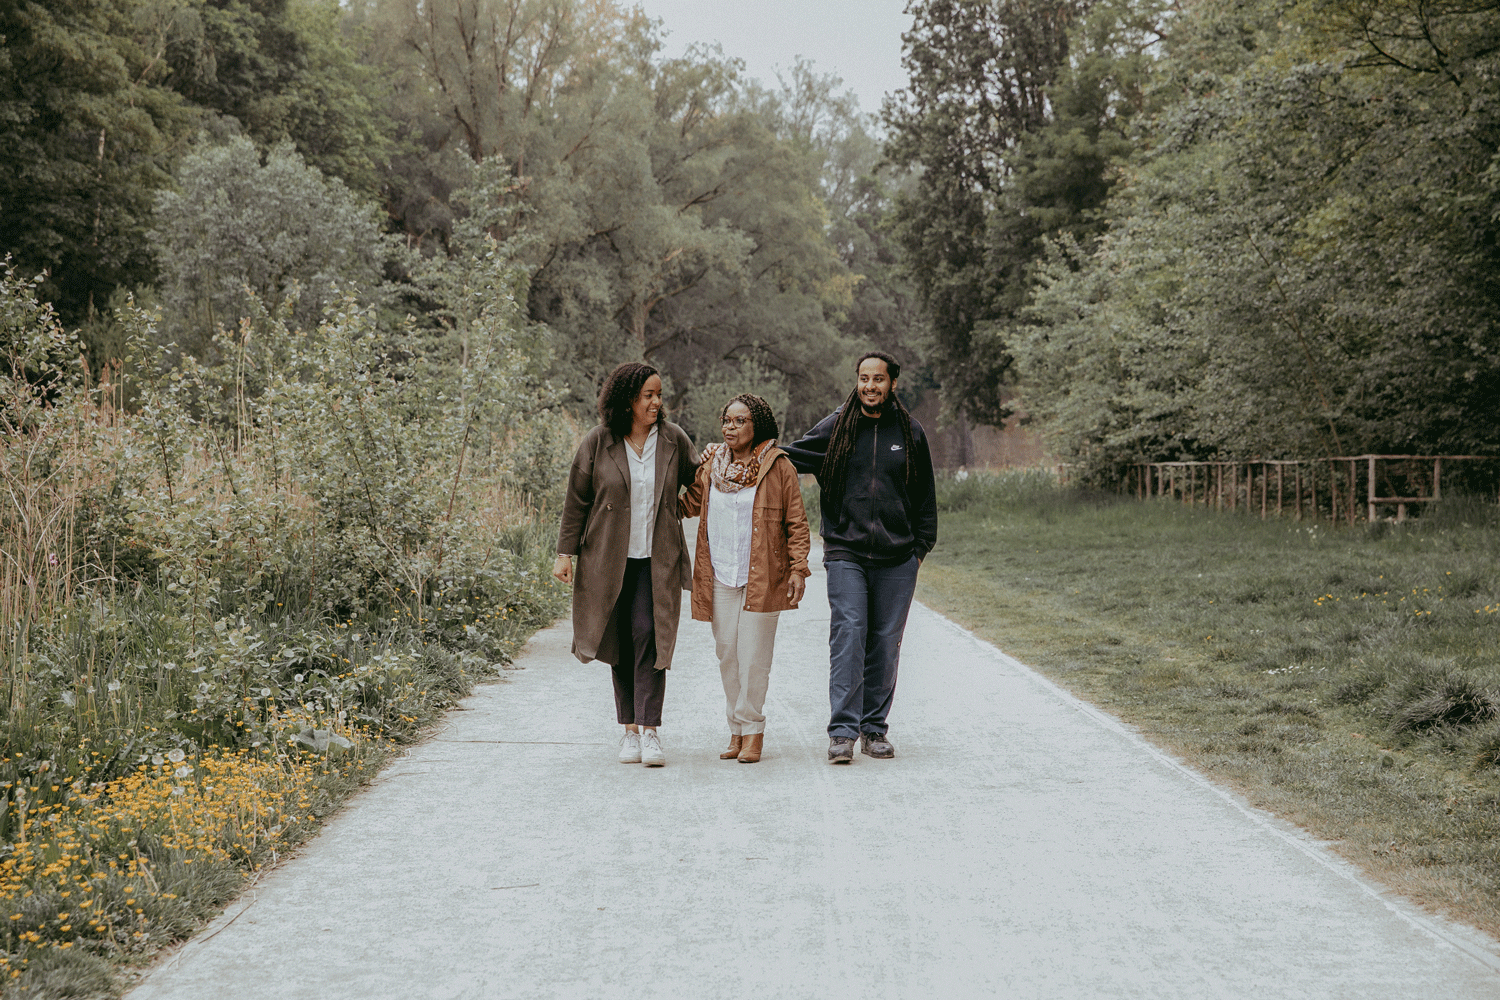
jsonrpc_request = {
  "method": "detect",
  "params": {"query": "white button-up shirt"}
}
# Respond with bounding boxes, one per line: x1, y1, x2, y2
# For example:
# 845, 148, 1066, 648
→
707, 482, 757, 588
626, 426, 658, 559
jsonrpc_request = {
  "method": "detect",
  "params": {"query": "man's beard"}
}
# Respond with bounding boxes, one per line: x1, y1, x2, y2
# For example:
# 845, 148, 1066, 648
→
861, 392, 888, 414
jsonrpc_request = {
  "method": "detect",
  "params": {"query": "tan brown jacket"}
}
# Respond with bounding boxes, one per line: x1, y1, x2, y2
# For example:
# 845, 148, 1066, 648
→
680, 444, 811, 621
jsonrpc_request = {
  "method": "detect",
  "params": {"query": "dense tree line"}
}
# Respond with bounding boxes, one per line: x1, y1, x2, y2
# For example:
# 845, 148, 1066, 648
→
17, 0, 1485, 468
886, 0, 1500, 476
2, 0, 927, 436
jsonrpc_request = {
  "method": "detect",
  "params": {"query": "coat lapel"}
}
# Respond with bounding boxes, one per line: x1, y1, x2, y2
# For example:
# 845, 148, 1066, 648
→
653, 426, 676, 509
605, 432, 629, 487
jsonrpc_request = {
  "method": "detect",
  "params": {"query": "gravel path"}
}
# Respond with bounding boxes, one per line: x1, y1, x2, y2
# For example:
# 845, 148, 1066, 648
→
127, 554, 1500, 999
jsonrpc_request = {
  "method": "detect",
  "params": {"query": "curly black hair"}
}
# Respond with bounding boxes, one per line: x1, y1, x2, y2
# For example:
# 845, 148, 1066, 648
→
720, 392, 779, 445
597, 362, 664, 438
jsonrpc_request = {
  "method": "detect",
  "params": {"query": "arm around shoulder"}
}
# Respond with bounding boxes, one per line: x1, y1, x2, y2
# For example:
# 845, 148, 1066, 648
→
672, 422, 701, 488
780, 409, 838, 476
679, 445, 713, 519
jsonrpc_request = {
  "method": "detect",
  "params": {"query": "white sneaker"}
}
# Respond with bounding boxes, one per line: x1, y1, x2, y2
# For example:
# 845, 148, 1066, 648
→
640, 729, 665, 767
618, 730, 642, 764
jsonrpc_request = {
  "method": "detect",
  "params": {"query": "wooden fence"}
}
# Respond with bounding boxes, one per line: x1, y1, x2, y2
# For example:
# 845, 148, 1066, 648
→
1125, 455, 1500, 524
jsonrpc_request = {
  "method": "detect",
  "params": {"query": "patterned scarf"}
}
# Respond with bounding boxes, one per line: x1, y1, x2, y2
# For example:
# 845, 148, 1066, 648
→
709, 439, 776, 494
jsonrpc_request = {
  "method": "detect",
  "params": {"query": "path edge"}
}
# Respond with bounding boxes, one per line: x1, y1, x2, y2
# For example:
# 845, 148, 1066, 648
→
919, 600, 1500, 979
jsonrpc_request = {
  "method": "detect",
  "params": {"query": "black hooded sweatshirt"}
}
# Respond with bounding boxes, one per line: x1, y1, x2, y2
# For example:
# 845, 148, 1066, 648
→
781, 404, 938, 567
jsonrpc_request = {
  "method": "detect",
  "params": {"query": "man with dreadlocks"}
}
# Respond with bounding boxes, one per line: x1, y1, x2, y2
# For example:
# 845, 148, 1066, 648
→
782, 351, 937, 763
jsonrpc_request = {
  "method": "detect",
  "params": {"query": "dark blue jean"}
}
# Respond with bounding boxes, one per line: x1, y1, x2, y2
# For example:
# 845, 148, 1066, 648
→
825, 555, 920, 739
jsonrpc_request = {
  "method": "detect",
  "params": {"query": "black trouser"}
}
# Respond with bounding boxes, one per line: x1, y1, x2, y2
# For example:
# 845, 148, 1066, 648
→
610, 558, 665, 727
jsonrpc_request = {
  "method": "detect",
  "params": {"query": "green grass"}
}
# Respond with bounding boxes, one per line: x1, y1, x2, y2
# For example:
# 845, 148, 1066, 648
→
0, 520, 567, 998
917, 473, 1500, 937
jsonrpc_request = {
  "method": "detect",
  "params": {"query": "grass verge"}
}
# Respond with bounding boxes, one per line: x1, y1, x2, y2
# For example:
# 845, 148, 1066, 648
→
0, 538, 567, 1000
916, 471, 1500, 939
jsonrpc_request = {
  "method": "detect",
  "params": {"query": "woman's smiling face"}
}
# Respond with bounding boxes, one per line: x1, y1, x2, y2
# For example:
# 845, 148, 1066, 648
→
721, 400, 755, 454
631, 375, 663, 430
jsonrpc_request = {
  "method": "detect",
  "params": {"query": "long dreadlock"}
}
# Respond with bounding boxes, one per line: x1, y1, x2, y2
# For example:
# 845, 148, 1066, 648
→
819, 351, 916, 517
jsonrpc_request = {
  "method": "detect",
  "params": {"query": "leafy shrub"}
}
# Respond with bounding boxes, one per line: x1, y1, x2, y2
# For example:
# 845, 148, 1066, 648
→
0, 239, 570, 989
150, 138, 395, 360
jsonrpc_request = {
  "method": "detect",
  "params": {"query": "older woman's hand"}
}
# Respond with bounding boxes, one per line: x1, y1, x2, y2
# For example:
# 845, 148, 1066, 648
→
787, 574, 806, 604
552, 554, 573, 584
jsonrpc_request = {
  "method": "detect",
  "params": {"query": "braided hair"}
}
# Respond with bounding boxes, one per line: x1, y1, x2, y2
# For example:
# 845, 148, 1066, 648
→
721, 392, 779, 446
819, 351, 916, 517
597, 362, 663, 438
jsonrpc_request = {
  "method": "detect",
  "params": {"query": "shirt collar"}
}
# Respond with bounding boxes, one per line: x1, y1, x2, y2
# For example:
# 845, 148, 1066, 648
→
628, 425, 658, 460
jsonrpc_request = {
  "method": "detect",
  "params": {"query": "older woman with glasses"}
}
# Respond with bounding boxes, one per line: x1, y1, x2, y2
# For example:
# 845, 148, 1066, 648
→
680, 393, 811, 762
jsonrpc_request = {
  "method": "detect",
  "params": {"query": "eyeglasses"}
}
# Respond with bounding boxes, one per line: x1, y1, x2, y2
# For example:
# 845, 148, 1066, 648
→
721, 416, 751, 429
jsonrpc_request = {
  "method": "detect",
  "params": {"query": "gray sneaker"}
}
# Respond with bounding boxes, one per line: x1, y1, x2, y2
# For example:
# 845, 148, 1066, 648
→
861, 732, 895, 758
618, 730, 642, 764
828, 737, 855, 764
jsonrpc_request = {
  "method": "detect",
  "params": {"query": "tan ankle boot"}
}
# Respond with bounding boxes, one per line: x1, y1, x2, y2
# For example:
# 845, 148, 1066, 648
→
720, 734, 743, 759
738, 733, 763, 763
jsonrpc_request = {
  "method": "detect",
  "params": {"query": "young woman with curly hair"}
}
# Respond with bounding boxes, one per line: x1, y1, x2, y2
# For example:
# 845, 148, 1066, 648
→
554, 362, 700, 767
679, 393, 811, 763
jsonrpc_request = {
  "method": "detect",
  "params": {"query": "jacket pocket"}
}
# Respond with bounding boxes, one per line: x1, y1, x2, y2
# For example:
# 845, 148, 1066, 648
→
870, 494, 913, 549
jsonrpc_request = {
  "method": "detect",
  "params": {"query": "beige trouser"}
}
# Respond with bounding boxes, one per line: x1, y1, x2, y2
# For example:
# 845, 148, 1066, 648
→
712, 580, 781, 735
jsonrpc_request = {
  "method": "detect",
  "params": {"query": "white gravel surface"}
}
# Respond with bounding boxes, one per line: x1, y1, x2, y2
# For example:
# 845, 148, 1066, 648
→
127, 552, 1500, 999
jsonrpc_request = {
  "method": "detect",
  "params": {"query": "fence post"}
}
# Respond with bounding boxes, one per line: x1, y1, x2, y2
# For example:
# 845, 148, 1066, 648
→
1277, 463, 1284, 517
1348, 460, 1357, 523
1329, 460, 1337, 525
1433, 457, 1442, 502
1310, 462, 1316, 522
1260, 462, 1268, 519
1367, 455, 1377, 523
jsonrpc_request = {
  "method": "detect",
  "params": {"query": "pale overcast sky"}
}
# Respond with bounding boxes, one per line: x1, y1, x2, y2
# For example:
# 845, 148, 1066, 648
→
632, 0, 914, 117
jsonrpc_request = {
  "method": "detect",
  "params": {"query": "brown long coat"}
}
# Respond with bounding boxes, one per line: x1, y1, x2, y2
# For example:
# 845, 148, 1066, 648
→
556, 421, 699, 668
680, 444, 811, 621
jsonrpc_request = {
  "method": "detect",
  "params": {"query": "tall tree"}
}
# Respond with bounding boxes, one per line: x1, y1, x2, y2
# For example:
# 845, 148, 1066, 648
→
755, 59, 934, 410
159, 0, 398, 195
0, 0, 395, 350
0, 0, 196, 327
883, 0, 1088, 424
1015, 0, 1500, 474
368, 0, 855, 432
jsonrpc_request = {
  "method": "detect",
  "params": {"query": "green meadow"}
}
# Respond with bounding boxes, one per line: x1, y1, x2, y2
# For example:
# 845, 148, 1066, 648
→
918, 472, 1500, 937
